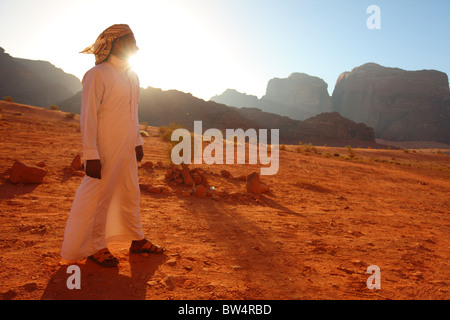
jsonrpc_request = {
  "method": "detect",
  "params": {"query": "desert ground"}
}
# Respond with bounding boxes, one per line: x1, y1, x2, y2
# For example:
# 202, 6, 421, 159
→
0, 101, 449, 300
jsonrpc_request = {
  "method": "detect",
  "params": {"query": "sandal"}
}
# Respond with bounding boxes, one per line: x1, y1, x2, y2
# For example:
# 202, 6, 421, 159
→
88, 248, 119, 267
130, 239, 166, 254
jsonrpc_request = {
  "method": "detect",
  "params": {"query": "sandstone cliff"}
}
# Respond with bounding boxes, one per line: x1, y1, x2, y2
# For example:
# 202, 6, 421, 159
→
211, 73, 332, 120
332, 63, 450, 144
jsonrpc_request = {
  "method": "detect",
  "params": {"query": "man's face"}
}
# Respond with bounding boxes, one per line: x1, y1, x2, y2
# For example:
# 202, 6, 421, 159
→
111, 33, 139, 60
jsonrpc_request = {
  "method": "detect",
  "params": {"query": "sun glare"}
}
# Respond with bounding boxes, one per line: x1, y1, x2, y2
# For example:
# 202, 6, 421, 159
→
124, 1, 242, 100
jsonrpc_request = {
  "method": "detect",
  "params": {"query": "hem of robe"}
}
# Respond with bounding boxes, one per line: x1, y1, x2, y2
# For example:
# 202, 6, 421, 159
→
60, 234, 145, 261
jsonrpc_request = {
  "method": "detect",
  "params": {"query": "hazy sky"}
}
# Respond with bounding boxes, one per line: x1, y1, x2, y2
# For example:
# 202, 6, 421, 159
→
1, 0, 449, 100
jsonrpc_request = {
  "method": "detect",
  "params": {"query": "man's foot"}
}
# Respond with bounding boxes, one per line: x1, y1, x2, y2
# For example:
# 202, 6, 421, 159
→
130, 239, 166, 254
88, 248, 119, 267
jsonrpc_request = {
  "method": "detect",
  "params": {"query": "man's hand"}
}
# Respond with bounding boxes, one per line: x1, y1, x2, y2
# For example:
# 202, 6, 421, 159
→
135, 145, 144, 162
85, 159, 102, 179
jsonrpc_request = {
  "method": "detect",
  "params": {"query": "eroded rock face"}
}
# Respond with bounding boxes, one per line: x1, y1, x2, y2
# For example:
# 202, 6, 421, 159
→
261, 73, 332, 120
211, 73, 332, 121
332, 63, 450, 144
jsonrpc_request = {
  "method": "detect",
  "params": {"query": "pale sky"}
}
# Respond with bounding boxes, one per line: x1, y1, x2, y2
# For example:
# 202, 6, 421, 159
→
1, 0, 449, 100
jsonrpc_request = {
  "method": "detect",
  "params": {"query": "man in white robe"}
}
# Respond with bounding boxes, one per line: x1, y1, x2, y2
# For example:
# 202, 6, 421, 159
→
61, 24, 165, 267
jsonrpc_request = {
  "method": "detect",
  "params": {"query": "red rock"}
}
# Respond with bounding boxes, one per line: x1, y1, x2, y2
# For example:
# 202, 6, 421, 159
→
221, 170, 231, 178
192, 185, 207, 198
142, 161, 154, 168
148, 187, 162, 194
73, 171, 85, 177
181, 163, 195, 186
71, 154, 82, 171
191, 173, 203, 185
165, 172, 174, 180
160, 187, 171, 194
63, 166, 74, 174
246, 172, 261, 194
260, 183, 269, 193
35, 161, 46, 168
9, 161, 47, 184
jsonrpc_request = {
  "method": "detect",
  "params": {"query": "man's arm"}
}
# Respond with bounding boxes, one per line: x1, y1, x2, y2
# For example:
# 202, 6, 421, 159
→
80, 69, 104, 179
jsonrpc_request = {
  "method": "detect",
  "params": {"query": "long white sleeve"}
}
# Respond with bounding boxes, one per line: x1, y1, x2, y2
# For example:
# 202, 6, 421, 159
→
135, 82, 143, 147
80, 68, 104, 160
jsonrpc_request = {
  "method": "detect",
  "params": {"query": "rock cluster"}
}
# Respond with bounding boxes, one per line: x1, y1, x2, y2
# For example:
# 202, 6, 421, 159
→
165, 164, 209, 188
163, 164, 269, 199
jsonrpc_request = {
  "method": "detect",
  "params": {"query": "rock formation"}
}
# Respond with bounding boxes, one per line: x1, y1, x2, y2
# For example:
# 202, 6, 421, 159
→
60, 85, 377, 146
211, 73, 332, 120
261, 73, 332, 120
332, 63, 450, 144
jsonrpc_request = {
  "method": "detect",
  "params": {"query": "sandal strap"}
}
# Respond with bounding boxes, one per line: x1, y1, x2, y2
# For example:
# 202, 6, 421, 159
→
93, 248, 117, 262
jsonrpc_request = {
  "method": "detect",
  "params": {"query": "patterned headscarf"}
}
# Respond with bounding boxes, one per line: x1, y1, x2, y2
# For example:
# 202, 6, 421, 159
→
80, 24, 133, 65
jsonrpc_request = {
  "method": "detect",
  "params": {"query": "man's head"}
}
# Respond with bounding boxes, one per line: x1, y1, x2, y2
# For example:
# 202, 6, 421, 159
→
80, 24, 137, 65
110, 33, 139, 60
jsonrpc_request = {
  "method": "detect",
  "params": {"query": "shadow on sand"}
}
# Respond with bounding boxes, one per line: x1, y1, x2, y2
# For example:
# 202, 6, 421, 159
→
40, 253, 167, 300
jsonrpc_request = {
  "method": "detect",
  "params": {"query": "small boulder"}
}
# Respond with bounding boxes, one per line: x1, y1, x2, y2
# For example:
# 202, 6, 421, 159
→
71, 154, 83, 171
142, 161, 154, 169
246, 172, 261, 194
221, 170, 231, 178
260, 183, 269, 193
181, 164, 195, 186
35, 161, 46, 168
192, 185, 207, 198
148, 187, 162, 194
9, 161, 47, 184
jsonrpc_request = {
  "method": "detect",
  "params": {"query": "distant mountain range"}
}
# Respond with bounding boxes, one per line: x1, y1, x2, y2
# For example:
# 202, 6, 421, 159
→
212, 63, 450, 145
2, 47, 448, 145
0, 47, 81, 107
59, 87, 376, 147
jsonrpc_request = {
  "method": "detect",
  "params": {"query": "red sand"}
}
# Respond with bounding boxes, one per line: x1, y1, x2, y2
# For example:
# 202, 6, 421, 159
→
0, 101, 449, 300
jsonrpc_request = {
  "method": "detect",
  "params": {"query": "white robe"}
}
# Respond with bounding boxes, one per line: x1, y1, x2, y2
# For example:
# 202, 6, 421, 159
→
61, 55, 144, 261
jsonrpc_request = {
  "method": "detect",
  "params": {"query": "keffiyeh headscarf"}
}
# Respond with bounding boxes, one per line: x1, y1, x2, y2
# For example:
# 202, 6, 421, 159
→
80, 24, 133, 65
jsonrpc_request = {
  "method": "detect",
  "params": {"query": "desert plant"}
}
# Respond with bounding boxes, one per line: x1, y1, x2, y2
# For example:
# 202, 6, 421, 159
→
50, 105, 58, 110
65, 112, 75, 119
346, 145, 355, 158
3, 96, 13, 102
304, 143, 317, 153
160, 123, 184, 142
140, 130, 149, 137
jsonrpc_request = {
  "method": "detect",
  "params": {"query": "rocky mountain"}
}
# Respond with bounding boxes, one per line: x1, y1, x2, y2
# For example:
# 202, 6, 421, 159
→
0, 47, 81, 107
60, 86, 377, 147
332, 63, 450, 144
211, 73, 332, 120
